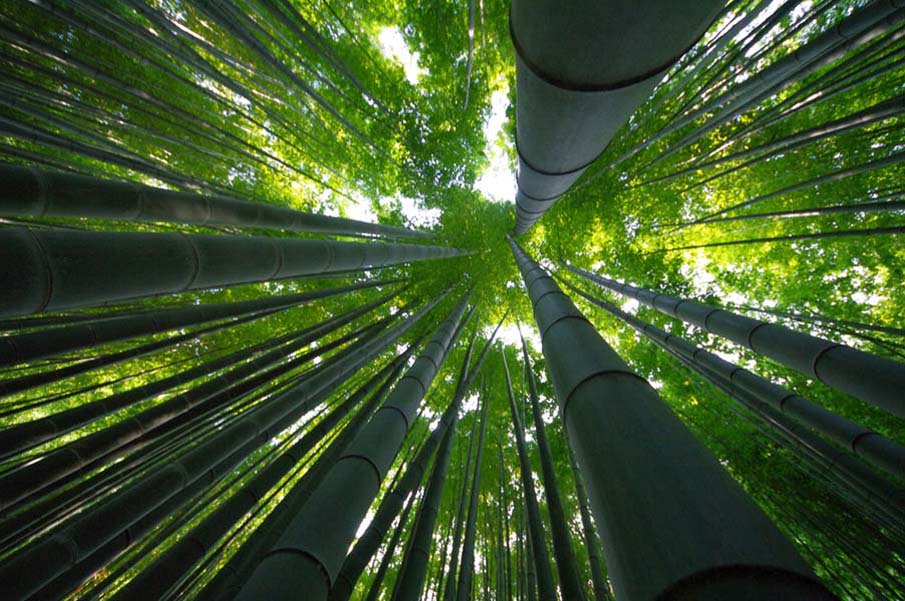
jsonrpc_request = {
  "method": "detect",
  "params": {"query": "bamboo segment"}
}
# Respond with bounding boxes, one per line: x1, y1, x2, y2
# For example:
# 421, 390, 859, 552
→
567, 281, 905, 488
568, 265, 905, 419
0, 294, 441, 600
233, 294, 469, 601
0, 226, 466, 318
502, 348, 556, 601
510, 239, 832, 600
0, 279, 396, 368
109, 351, 412, 601
510, 0, 723, 233
0, 163, 429, 239
0, 293, 394, 464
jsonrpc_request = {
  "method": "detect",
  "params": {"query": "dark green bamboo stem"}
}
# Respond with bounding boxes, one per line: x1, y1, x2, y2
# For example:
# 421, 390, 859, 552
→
568, 265, 905, 419
389, 325, 486, 601
363, 488, 421, 601
0, 226, 465, 318
196, 352, 414, 601
567, 281, 905, 498
0, 278, 395, 369
232, 294, 468, 601
566, 439, 613, 601
502, 347, 556, 601
0, 163, 428, 239
110, 350, 412, 600
455, 383, 489, 601
511, 239, 832, 599
510, 0, 724, 233
522, 338, 587, 601
0, 295, 391, 484
660, 224, 905, 252
684, 149, 905, 226
329, 312, 505, 601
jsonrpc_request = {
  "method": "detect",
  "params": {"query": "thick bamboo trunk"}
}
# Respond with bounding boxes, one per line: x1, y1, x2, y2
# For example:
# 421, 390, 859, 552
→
389, 324, 488, 601
569, 283, 905, 487
0, 163, 428, 239
0, 226, 465, 318
569, 265, 905, 419
511, 239, 833, 599
330, 314, 505, 601
196, 355, 412, 601
510, 0, 723, 233
109, 351, 411, 600
391, 418, 457, 601
232, 295, 469, 601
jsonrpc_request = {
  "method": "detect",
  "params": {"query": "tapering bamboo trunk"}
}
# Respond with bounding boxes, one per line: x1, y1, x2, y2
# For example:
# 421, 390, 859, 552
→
109, 350, 412, 600
0, 278, 394, 368
454, 384, 489, 601
0, 293, 394, 460
510, 0, 723, 233
330, 314, 506, 601
391, 418, 457, 601
0, 226, 465, 318
232, 294, 469, 601
502, 348, 556, 601
511, 239, 832, 599
619, 1, 905, 166
566, 440, 613, 601
568, 282, 905, 496
196, 354, 412, 601
522, 340, 586, 601
363, 488, 421, 601
0, 301, 388, 503
0, 163, 428, 239
389, 323, 490, 601
568, 265, 905, 419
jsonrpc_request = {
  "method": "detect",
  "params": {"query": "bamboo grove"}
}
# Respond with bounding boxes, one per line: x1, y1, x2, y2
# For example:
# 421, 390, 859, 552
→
0, 0, 903, 599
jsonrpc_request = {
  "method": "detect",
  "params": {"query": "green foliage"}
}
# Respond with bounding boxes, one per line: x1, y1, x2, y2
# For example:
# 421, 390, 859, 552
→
1, 0, 904, 599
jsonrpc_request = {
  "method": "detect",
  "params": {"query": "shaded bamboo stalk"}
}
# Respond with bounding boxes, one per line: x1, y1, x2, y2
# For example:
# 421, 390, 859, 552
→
568, 265, 905, 419
0, 163, 429, 239
0, 226, 466, 318
232, 294, 469, 601
511, 239, 832, 599
0, 293, 442, 600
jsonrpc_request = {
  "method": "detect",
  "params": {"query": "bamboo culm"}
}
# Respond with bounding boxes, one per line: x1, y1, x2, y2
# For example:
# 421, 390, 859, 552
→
0, 226, 465, 318
501, 348, 556, 601
566, 281, 905, 485
568, 265, 905, 419
0, 278, 396, 368
0, 163, 429, 239
510, 239, 832, 599
232, 294, 469, 601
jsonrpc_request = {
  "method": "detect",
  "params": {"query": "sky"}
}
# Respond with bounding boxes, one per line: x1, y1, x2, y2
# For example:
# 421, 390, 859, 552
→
474, 88, 517, 203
